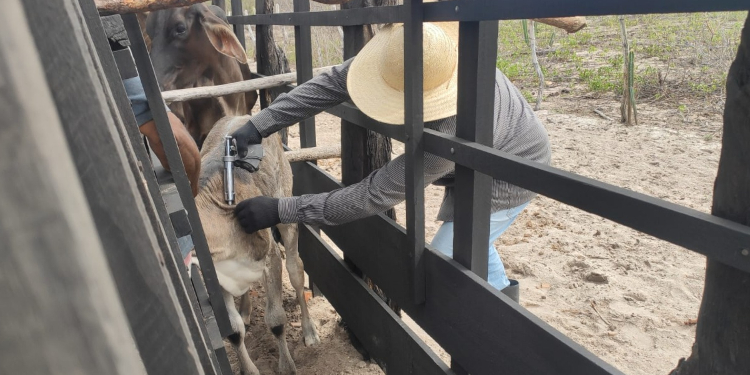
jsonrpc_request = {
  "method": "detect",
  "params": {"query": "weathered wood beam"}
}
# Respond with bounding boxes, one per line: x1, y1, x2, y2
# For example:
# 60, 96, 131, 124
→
161, 65, 334, 103
285, 145, 341, 163
95, 0, 204, 15
312, 0, 353, 4
531, 16, 587, 33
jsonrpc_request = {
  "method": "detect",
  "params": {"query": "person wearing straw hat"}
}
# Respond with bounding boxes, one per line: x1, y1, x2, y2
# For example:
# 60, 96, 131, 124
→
230, 21, 551, 302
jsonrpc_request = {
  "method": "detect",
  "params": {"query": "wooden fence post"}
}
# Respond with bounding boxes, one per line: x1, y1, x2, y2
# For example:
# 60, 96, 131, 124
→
20, 0, 205, 373
0, 1, 146, 373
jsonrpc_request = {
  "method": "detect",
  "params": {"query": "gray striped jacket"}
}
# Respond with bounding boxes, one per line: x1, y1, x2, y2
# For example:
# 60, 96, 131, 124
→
249, 58, 551, 225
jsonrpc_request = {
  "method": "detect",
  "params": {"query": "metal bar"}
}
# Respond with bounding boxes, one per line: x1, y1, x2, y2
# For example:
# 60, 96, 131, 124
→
290, 160, 622, 375
212, 0, 226, 10
452, 20, 498, 279
255, 0, 269, 109
294, 0, 316, 148
423, 0, 750, 22
227, 0, 749, 27
299, 224, 453, 375
231, 0, 246, 49
122, 13, 234, 338
228, 5, 403, 26
423, 129, 750, 274
404, 0, 426, 304
450, 20, 498, 374
191, 265, 234, 375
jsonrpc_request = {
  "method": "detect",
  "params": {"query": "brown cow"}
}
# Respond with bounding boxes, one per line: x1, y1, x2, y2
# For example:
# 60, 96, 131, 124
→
196, 116, 319, 375
145, 4, 257, 148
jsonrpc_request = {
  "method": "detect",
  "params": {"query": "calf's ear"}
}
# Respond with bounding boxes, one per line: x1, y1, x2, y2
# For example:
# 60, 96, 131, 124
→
201, 15, 248, 65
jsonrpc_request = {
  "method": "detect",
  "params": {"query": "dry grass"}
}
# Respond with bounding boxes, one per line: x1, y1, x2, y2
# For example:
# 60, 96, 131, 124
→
234, 3, 745, 120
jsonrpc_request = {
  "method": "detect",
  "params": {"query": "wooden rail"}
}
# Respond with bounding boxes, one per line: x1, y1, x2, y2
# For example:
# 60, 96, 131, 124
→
161, 66, 334, 103
95, 0, 203, 15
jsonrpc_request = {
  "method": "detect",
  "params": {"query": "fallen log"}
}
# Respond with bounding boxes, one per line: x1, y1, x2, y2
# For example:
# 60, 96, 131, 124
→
161, 66, 335, 103
532, 16, 587, 34
95, 0, 204, 15
285, 145, 341, 163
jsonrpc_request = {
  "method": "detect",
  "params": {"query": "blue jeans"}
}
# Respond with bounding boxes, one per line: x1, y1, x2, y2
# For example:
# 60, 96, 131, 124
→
430, 202, 529, 291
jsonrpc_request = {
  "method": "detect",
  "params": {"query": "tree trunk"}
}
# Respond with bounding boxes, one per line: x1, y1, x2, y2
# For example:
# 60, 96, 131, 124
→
670, 12, 750, 375
256, 0, 291, 144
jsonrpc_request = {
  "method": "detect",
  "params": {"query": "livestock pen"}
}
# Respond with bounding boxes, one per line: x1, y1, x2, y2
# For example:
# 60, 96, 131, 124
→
2, 0, 749, 375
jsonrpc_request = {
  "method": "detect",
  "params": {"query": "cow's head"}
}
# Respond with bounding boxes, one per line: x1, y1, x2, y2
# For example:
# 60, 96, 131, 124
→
145, 4, 247, 91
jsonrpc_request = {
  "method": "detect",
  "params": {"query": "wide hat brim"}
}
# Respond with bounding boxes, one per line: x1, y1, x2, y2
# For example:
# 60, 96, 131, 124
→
347, 22, 459, 125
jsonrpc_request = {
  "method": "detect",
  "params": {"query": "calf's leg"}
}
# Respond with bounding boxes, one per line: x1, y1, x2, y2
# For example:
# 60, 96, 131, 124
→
239, 292, 253, 327
223, 290, 259, 375
278, 223, 320, 346
264, 241, 296, 375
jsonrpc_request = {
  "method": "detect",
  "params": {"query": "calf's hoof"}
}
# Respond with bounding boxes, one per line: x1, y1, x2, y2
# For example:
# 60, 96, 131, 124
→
303, 327, 320, 347
278, 359, 297, 375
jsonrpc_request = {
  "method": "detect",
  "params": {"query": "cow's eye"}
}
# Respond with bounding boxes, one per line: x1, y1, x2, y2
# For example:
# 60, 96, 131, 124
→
174, 23, 187, 36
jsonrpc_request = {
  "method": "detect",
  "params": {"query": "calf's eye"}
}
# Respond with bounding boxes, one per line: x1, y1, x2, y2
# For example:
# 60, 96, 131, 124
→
174, 23, 187, 36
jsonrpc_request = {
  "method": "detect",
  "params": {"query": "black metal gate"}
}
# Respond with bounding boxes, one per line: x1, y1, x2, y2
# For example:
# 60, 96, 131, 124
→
225, 1, 750, 374
2, 0, 749, 374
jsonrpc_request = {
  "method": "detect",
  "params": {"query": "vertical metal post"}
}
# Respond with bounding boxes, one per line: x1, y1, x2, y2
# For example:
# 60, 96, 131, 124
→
255, 0, 269, 109
122, 13, 234, 338
231, 0, 246, 49
404, 0, 426, 304
450, 19, 499, 375
212, 0, 226, 11
294, 0, 316, 148
452, 21, 499, 277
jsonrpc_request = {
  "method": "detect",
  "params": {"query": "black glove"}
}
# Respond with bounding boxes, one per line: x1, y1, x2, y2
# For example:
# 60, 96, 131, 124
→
231, 120, 262, 159
234, 196, 281, 234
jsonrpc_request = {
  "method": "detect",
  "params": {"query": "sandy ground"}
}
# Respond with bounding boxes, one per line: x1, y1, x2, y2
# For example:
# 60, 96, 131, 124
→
221, 85, 721, 374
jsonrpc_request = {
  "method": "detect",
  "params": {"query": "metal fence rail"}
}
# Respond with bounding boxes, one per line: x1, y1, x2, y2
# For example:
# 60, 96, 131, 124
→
228, 0, 750, 27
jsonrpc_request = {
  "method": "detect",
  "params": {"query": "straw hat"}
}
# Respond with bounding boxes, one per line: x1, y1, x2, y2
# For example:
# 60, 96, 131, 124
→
347, 19, 459, 125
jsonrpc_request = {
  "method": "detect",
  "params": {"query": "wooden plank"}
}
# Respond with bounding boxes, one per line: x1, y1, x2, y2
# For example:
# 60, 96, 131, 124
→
422, 129, 750, 274
161, 66, 334, 103
298, 225, 452, 375
22, 1, 205, 374
291, 161, 623, 375
96, 0, 204, 15
0, 1, 146, 373
79, 2, 222, 373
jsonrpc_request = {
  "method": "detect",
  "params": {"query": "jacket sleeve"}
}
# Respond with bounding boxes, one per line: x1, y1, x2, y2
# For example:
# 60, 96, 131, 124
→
250, 59, 353, 137
277, 118, 457, 226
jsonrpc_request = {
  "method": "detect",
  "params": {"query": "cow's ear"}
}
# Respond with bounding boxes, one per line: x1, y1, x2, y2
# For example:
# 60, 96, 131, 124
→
201, 18, 248, 64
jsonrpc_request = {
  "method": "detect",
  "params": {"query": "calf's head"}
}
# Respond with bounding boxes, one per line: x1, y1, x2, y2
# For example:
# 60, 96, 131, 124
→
145, 4, 248, 91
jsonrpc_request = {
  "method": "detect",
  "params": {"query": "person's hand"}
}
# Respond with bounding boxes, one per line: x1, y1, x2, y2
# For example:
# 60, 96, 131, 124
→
231, 120, 262, 158
234, 196, 281, 234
